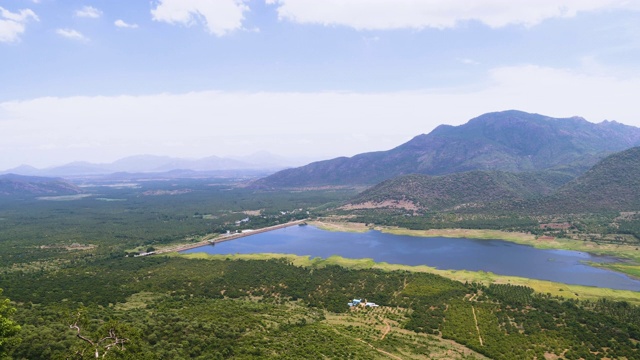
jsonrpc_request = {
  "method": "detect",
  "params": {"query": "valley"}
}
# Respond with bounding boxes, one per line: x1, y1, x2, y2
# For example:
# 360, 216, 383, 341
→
5, 2, 640, 358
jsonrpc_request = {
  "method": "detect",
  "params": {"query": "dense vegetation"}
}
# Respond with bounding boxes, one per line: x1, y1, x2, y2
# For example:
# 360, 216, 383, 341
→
546, 146, 640, 213
348, 170, 573, 212
0, 178, 355, 267
0, 289, 20, 358
1, 256, 639, 359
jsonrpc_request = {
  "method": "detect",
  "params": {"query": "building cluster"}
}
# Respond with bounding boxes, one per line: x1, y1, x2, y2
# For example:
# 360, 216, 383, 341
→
348, 298, 379, 308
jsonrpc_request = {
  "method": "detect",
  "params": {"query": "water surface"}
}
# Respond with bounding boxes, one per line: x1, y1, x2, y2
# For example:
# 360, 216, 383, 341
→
183, 225, 640, 291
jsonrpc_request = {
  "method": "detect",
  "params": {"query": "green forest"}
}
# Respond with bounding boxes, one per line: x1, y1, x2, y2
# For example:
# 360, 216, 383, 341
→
2, 257, 640, 359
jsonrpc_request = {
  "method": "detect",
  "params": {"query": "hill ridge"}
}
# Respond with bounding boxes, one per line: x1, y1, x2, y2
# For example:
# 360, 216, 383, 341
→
255, 110, 640, 188
0, 174, 83, 197
344, 147, 640, 215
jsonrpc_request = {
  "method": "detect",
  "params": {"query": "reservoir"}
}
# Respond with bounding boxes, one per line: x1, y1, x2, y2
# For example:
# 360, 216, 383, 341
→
182, 225, 640, 291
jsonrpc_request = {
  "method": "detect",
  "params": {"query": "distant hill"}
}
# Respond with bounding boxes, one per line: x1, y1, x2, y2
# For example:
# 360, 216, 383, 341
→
109, 155, 255, 173
0, 152, 309, 177
255, 110, 640, 188
344, 171, 573, 212
0, 174, 82, 197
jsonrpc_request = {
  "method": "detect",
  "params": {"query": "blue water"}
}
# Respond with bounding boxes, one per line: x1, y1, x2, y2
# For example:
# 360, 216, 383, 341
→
182, 225, 640, 291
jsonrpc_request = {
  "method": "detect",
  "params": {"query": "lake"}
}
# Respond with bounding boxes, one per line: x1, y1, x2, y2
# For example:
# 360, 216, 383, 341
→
182, 225, 640, 291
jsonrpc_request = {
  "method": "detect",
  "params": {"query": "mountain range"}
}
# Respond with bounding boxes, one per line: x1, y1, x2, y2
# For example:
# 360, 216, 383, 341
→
1, 152, 314, 177
4, 109, 639, 213
255, 110, 640, 188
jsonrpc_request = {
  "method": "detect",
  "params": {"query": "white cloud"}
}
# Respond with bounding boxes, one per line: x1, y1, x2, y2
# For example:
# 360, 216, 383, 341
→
0, 7, 38, 43
151, 0, 249, 36
268, 0, 640, 30
115, 19, 139, 29
56, 28, 87, 41
75, 6, 102, 19
1, 65, 640, 169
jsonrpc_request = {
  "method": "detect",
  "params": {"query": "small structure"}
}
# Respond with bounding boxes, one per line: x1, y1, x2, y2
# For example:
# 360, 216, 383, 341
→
348, 297, 380, 308
235, 217, 250, 225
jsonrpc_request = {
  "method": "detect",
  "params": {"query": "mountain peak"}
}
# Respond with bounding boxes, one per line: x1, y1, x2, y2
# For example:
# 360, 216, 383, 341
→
255, 110, 640, 188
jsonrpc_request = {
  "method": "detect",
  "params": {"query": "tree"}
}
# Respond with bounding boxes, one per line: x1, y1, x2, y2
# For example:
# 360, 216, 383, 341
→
0, 289, 21, 357
68, 309, 130, 359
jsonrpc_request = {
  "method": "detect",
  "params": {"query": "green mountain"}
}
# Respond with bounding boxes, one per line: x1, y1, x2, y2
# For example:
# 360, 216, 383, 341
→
345, 171, 573, 212
256, 110, 640, 188
345, 147, 640, 215
0, 174, 82, 197
537, 146, 640, 213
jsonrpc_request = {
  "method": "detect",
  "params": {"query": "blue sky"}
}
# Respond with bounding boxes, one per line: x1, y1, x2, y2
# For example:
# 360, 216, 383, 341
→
1, 0, 640, 169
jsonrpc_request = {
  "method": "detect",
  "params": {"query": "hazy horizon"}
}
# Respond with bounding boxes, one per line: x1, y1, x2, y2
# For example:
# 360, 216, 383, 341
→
0, 150, 327, 172
2, 1, 640, 169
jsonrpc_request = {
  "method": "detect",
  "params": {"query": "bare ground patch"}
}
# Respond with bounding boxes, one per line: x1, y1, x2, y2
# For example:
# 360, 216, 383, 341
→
341, 200, 419, 211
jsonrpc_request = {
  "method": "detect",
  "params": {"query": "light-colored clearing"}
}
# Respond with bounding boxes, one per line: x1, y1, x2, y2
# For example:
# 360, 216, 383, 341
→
341, 200, 419, 211
310, 220, 373, 233
114, 292, 165, 311
37, 194, 92, 201
471, 306, 483, 346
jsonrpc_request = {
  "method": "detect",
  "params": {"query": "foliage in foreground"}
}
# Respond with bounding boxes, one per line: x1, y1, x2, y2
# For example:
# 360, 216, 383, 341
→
0, 289, 20, 358
1, 257, 639, 359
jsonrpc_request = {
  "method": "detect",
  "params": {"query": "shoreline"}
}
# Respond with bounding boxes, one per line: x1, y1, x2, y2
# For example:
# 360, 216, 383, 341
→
152, 220, 307, 255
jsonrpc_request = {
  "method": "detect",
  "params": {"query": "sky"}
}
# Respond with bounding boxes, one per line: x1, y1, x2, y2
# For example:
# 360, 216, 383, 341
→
1, 0, 640, 170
